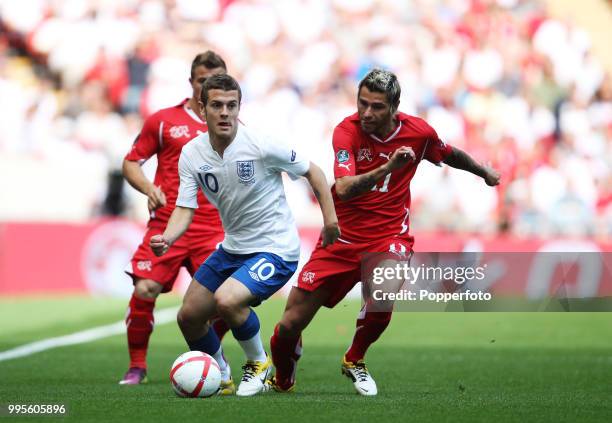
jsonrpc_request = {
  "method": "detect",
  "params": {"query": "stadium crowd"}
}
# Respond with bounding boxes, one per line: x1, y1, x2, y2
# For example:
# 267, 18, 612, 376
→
0, 0, 610, 240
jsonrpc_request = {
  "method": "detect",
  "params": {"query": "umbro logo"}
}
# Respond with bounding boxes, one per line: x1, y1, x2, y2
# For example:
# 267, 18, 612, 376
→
248, 271, 260, 282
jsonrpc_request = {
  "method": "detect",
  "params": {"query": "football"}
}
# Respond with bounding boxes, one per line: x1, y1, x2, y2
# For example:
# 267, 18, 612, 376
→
169, 351, 221, 398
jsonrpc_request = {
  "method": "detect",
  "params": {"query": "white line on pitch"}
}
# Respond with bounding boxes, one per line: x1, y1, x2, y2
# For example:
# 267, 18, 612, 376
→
0, 306, 179, 362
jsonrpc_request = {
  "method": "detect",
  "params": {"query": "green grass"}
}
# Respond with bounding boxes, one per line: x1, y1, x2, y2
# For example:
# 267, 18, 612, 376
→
0, 296, 611, 422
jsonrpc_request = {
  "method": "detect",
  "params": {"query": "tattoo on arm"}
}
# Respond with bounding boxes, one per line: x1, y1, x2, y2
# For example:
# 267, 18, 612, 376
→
343, 173, 379, 199
443, 147, 484, 178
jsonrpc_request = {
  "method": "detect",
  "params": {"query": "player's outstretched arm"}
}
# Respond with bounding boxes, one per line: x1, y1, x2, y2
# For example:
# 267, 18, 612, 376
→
442, 146, 500, 186
303, 162, 340, 247
335, 146, 415, 201
150, 206, 194, 256
123, 159, 167, 211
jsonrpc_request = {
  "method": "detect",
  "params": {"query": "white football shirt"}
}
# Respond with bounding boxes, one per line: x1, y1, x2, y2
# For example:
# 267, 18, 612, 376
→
176, 124, 310, 261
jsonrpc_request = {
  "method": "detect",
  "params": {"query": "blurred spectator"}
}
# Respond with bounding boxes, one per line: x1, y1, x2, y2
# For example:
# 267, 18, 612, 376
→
122, 38, 156, 114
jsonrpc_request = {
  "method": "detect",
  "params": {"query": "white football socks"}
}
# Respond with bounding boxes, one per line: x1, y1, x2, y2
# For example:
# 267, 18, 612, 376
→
237, 331, 267, 362
212, 346, 231, 381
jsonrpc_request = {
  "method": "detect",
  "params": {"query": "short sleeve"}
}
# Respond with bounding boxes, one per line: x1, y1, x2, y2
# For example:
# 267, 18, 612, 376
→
175, 151, 199, 209
423, 124, 452, 164
332, 124, 357, 179
124, 113, 161, 163
261, 137, 310, 180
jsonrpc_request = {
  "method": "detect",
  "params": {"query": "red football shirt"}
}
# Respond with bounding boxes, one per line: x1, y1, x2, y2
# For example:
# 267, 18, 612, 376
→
331, 112, 452, 243
125, 99, 223, 236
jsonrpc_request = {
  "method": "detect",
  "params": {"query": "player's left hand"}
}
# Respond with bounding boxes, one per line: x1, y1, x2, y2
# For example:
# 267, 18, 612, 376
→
321, 221, 341, 247
482, 163, 500, 186
386, 146, 416, 171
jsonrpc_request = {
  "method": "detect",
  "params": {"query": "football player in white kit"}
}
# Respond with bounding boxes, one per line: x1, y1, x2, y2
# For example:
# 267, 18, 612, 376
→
150, 74, 340, 396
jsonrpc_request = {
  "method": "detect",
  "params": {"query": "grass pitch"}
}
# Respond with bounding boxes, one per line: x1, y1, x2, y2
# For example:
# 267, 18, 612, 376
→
0, 295, 611, 422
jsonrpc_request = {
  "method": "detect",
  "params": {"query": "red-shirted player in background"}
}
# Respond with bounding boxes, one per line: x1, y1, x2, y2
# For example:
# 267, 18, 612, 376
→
119, 51, 233, 392
267, 69, 500, 396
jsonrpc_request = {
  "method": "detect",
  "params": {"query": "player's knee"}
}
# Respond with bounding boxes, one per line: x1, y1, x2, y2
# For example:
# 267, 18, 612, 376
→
176, 306, 198, 330
215, 294, 238, 320
134, 279, 162, 299
279, 310, 307, 338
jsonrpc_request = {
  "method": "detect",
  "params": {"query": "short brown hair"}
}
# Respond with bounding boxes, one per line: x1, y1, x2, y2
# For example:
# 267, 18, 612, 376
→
358, 69, 401, 113
190, 51, 227, 79
200, 74, 242, 105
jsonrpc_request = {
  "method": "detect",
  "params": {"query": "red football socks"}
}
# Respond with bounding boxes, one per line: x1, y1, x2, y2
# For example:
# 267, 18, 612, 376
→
126, 294, 156, 369
270, 324, 302, 390
345, 309, 392, 363
211, 316, 230, 341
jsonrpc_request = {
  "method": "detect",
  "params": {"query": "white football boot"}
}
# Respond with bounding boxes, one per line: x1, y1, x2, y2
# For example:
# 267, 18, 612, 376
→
341, 356, 378, 396
236, 355, 272, 396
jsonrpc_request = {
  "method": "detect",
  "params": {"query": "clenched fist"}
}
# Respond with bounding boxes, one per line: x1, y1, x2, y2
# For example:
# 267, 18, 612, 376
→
150, 234, 170, 256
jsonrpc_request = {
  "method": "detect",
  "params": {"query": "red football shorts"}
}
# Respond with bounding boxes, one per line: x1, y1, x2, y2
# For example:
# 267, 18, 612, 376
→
125, 226, 223, 292
297, 236, 413, 308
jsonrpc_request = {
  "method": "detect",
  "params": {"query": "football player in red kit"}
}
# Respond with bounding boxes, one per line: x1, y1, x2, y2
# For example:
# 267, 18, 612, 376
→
268, 69, 500, 395
119, 51, 232, 392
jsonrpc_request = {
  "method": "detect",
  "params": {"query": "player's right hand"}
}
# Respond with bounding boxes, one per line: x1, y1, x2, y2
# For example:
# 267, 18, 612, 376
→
387, 146, 416, 171
150, 234, 170, 256
147, 185, 167, 212
321, 221, 341, 247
